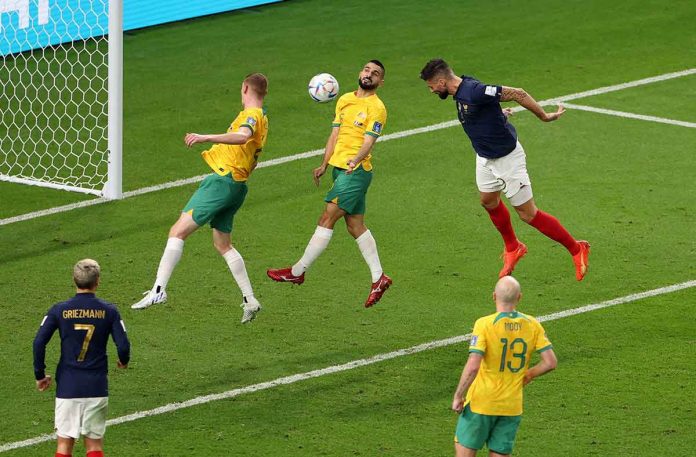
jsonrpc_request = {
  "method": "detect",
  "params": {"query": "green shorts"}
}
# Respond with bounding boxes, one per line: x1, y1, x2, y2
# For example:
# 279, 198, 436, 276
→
183, 173, 248, 233
454, 404, 522, 455
324, 166, 373, 215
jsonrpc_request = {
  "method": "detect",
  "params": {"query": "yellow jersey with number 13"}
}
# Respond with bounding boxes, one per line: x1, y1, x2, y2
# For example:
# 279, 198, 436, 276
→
329, 92, 386, 172
466, 311, 552, 416
201, 107, 268, 182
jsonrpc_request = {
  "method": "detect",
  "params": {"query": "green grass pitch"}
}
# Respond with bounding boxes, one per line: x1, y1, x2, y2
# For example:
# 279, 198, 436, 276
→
0, 0, 695, 455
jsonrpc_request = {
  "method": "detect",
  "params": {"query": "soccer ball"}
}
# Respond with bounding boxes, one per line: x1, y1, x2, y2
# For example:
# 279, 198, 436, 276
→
308, 73, 339, 103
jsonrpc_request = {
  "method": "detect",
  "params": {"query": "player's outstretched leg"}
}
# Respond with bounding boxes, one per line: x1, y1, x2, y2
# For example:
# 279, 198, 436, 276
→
522, 203, 589, 281
217, 235, 262, 323
132, 237, 183, 309
267, 226, 333, 285
353, 229, 392, 307
572, 240, 590, 281
133, 213, 198, 309
483, 198, 526, 277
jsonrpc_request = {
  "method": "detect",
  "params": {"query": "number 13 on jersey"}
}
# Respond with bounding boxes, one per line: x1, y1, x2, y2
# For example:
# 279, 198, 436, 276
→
499, 337, 527, 373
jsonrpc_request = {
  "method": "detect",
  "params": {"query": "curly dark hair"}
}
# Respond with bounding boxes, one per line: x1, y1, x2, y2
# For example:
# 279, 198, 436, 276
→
419, 58, 452, 80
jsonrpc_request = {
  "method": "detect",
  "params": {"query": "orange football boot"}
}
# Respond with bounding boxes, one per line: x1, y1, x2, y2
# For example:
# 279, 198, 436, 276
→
572, 241, 591, 281
499, 242, 528, 278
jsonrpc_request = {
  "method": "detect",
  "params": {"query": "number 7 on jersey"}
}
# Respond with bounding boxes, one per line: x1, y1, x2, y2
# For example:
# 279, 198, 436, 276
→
74, 324, 95, 362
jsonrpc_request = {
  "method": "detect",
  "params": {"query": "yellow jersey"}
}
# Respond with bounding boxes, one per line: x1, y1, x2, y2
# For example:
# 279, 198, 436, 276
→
329, 91, 387, 171
201, 107, 268, 181
466, 311, 552, 416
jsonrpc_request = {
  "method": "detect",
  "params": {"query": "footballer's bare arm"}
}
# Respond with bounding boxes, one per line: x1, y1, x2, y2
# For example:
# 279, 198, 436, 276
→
346, 134, 378, 174
184, 127, 252, 147
500, 86, 565, 122
313, 126, 340, 186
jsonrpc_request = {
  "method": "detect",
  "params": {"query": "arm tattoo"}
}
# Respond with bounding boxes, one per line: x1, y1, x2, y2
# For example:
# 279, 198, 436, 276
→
500, 86, 529, 103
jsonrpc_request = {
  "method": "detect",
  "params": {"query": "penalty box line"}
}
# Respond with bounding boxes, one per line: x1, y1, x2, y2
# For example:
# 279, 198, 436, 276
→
1, 67, 694, 228
1, 279, 694, 453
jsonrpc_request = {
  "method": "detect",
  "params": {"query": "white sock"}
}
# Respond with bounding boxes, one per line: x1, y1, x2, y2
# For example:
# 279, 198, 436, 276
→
292, 226, 333, 276
223, 248, 254, 299
153, 237, 184, 293
356, 230, 383, 283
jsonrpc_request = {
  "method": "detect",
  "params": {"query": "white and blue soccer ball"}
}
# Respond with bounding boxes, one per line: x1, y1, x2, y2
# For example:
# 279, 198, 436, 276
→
308, 73, 339, 103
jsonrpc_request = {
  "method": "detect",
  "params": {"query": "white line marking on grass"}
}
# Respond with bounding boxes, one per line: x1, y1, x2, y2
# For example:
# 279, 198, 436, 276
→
2, 279, 694, 453
535, 280, 695, 322
1, 68, 694, 228
549, 68, 696, 103
563, 103, 696, 128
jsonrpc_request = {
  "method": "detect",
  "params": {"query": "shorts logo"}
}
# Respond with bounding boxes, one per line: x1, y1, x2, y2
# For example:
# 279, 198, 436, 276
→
373, 121, 383, 134
484, 85, 497, 96
245, 117, 257, 126
470, 335, 478, 346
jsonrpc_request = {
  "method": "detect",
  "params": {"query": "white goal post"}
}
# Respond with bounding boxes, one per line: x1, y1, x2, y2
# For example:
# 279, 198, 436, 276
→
0, 0, 122, 199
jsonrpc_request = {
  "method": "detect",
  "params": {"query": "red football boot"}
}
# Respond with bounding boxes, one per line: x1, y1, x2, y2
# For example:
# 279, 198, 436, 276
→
365, 273, 392, 308
267, 267, 305, 285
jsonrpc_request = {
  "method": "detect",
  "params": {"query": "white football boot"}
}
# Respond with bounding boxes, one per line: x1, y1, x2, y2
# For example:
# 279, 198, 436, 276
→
131, 288, 168, 310
240, 296, 262, 324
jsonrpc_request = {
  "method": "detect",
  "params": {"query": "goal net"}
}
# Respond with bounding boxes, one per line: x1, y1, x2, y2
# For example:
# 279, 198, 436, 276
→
0, 0, 122, 198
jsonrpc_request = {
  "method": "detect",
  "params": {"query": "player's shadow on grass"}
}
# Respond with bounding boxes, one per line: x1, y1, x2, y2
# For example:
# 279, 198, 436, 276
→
0, 207, 172, 267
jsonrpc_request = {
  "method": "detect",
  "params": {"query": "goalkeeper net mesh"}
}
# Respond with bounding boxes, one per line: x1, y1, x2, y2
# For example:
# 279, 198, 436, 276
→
0, 0, 109, 195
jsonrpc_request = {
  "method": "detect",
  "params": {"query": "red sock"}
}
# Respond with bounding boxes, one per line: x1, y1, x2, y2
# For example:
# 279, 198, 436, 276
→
86, 452, 104, 457
485, 201, 519, 252
529, 210, 580, 255
55, 453, 71, 457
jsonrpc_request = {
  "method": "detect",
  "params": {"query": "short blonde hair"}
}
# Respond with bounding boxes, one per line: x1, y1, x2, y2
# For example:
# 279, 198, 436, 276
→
73, 259, 100, 289
244, 73, 268, 97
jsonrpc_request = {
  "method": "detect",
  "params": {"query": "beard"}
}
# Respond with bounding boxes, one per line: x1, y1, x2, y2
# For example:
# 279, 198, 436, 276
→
358, 77, 378, 90
436, 90, 449, 100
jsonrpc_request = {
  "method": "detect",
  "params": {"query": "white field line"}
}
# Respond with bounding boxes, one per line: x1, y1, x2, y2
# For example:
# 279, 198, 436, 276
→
548, 68, 696, 103
1, 68, 694, 228
2, 279, 694, 453
562, 103, 696, 129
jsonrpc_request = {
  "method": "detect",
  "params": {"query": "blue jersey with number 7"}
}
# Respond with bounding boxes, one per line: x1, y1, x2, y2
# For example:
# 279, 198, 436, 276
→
33, 293, 130, 398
